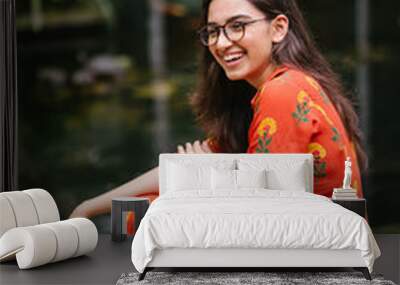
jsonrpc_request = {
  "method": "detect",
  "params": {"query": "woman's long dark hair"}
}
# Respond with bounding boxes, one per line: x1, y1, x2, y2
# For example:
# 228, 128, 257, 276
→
191, 0, 368, 171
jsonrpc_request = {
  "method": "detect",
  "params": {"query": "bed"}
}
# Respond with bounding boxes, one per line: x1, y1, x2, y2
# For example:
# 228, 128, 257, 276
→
131, 154, 380, 281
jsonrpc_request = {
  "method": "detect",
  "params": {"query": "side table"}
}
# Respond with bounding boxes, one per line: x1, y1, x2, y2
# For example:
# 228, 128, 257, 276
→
111, 197, 150, 241
331, 198, 367, 219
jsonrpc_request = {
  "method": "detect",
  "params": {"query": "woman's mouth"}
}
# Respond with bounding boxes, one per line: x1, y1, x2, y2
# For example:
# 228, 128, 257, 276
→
223, 52, 245, 67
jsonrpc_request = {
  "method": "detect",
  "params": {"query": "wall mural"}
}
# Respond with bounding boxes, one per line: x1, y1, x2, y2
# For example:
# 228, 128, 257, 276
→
16, 0, 400, 233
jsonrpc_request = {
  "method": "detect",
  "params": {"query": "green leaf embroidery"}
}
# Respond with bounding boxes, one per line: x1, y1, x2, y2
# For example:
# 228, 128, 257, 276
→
258, 138, 264, 148
256, 130, 273, 153
331, 127, 340, 143
293, 100, 311, 125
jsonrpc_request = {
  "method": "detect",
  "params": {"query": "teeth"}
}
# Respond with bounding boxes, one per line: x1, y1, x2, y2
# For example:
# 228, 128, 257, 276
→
224, 53, 243, 62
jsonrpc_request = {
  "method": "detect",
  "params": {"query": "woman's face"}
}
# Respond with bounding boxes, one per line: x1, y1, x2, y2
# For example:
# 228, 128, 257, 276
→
207, 0, 275, 88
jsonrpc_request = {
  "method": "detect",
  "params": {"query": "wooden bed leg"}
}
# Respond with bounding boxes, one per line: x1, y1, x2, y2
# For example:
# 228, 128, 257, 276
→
354, 267, 371, 280
138, 268, 148, 281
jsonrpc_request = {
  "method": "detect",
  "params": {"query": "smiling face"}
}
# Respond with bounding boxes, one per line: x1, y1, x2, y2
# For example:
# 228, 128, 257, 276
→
207, 0, 280, 88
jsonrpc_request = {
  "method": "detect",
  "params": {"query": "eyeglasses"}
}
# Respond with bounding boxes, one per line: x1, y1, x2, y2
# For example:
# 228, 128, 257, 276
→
198, 18, 267, 47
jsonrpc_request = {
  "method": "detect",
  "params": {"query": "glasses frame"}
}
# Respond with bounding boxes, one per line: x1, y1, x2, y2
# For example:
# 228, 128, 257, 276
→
198, 17, 267, 47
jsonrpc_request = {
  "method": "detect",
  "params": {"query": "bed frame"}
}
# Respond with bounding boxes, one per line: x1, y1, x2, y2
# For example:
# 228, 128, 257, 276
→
139, 248, 371, 280
138, 154, 372, 281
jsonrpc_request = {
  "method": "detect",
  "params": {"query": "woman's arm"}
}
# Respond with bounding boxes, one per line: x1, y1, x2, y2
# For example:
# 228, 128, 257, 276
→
69, 167, 159, 218
69, 140, 213, 218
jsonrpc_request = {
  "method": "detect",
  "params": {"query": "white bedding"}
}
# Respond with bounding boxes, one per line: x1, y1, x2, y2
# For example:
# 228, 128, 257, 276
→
131, 190, 380, 273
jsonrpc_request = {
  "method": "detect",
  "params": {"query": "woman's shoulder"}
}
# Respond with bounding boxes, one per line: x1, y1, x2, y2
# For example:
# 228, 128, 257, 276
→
267, 67, 316, 89
260, 66, 327, 103
258, 67, 304, 98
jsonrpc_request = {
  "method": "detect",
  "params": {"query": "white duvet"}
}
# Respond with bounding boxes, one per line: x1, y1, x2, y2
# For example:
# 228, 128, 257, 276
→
131, 190, 380, 273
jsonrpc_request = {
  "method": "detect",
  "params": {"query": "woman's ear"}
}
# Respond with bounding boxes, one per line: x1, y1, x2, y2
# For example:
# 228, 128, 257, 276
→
271, 14, 289, 43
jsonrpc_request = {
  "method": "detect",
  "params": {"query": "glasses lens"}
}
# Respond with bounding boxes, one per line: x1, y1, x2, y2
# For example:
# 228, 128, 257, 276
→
199, 26, 219, 46
199, 30, 209, 46
225, 21, 245, 42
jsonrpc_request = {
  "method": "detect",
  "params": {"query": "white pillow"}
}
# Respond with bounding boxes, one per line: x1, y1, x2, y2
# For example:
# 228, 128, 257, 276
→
167, 162, 211, 191
238, 159, 308, 191
266, 167, 307, 191
236, 169, 267, 188
211, 169, 268, 190
211, 168, 236, 190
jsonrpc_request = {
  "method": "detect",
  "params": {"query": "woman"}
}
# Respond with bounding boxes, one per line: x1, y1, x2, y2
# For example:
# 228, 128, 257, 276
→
70, 0, 366, 219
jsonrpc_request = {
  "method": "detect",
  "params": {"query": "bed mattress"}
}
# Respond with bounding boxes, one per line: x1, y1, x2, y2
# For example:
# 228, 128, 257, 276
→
131, 190, 380, 273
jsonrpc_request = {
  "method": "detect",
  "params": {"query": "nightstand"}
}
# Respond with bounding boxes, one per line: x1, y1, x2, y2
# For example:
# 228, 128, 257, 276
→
111, 197, 150, 241
331, 198, 367, 219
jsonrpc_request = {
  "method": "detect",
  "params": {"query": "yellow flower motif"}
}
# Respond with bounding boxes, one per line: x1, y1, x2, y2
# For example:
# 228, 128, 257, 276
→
305, 76, 320, 91
297, 90, 335, 125
313, 104, 334, 125
308, 143, 327, 159
257, 117, 277, 136
297, 90, 311, 104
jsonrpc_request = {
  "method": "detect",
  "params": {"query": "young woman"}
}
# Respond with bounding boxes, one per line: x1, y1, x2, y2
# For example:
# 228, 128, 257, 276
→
70, 0, 366, 219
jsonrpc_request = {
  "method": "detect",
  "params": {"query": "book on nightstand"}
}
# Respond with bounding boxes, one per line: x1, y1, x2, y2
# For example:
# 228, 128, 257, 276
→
332, 188, 358, 200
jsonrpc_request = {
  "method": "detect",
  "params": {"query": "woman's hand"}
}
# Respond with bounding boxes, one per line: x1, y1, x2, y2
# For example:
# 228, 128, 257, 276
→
69, 200, 91, 219
177, 140, 213, 154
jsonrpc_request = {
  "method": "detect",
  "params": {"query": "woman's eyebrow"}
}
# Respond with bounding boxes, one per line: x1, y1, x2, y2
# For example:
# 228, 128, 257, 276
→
207, 14, 252, 25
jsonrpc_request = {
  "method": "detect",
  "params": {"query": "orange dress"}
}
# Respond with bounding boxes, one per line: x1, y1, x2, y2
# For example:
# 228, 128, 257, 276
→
136, 192, 158, 203
247, 65, 362, 197
139, 65, 362, 200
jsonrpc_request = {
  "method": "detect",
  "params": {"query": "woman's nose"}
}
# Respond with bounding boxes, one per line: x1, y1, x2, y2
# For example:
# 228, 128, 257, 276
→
215, 31, 233, 49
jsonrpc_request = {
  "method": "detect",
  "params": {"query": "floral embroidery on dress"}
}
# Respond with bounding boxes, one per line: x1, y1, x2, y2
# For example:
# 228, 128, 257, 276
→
247, 67, 363, 197
295, 89, 344, 147
331, 127, 341, 143
305, 75, 331, 104
292, 91, 311, 124
256, 117, 277, 153
308, 143, 328, 178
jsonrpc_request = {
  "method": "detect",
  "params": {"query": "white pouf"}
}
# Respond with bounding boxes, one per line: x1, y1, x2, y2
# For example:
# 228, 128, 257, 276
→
65, 218, 98, 257
0, 226, 57, 269
1, 191, 39, 227
23, 188, 60, 224
0, 195, 17, 237
42, 221, 79, 262
0, 189, 60, 239
0, 219, 98, 269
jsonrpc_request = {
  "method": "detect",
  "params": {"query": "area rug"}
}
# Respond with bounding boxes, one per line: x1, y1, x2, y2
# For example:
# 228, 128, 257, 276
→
116, 271, 396, 285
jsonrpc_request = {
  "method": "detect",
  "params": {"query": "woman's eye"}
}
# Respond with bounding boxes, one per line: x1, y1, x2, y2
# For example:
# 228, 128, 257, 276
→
229, 22, 244, 31
207, 29, 218, 37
